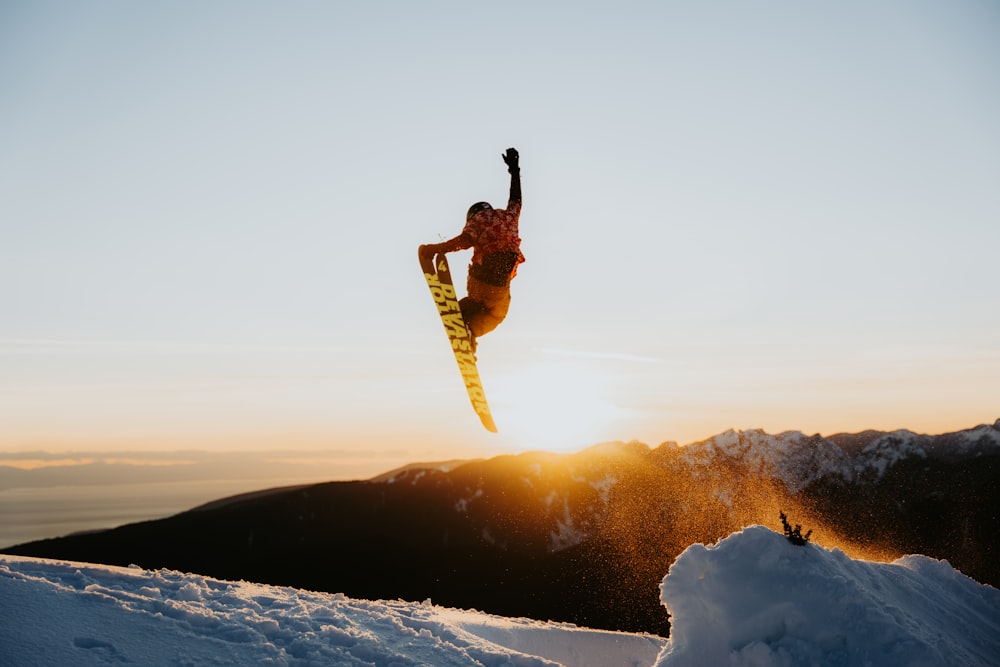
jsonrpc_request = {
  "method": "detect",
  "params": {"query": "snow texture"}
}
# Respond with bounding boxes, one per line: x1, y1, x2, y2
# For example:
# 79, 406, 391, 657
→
656, 526, 1000, 667
678, 422, 1000, 492
3, 526, 998, 666
0, 556, 662, 667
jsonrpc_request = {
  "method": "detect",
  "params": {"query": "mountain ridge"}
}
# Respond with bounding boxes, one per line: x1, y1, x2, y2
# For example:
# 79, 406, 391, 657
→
5, 419, 998, 635
672, 419, 1000, 493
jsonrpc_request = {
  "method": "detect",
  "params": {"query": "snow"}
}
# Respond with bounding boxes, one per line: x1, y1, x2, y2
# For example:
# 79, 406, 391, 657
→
680, 429, 855, 492
548, 497, 587, 552
3, 526, 998, 666
656, 526, 1000, 667
0, 556, 662, 667
587, 474, 617, 506
679, 423, 1000, 492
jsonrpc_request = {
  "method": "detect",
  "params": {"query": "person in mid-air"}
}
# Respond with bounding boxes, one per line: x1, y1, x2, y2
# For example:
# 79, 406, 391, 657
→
419, 147, 523, 351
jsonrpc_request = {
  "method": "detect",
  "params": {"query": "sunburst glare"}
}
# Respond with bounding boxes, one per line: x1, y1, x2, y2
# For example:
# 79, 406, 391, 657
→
489, 360, 627, 452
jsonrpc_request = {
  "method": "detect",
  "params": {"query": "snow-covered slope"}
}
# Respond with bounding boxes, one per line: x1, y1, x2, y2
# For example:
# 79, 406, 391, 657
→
0, 555, 663, 667
657, 527, 1000, 667
4, 525, 998, 667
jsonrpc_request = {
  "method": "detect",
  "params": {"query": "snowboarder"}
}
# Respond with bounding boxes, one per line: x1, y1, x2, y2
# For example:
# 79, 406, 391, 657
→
419, 147, 524, 351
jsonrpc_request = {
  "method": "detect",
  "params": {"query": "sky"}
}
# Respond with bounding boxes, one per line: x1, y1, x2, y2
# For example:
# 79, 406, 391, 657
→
2, 1, 999, 465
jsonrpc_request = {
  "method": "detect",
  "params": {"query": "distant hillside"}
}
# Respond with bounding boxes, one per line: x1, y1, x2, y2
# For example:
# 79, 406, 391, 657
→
6, 420, 998, 635
0, 451, 385, 492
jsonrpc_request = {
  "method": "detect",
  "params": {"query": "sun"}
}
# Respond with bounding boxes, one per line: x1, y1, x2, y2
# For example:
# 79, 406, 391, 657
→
487, 360, 626, 452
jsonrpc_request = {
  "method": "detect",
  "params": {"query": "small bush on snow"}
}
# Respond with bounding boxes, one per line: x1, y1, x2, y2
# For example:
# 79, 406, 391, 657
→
779, 511, 812, 546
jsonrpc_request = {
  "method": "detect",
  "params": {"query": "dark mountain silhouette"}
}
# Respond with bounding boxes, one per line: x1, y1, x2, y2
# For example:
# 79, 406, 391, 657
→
6, 420, 998, 635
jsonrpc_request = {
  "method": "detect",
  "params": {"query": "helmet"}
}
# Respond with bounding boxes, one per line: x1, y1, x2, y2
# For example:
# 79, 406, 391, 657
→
467, 201, 492, 221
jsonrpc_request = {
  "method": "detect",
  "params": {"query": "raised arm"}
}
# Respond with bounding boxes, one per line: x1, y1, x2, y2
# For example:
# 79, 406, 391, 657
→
503, 147, 520, 204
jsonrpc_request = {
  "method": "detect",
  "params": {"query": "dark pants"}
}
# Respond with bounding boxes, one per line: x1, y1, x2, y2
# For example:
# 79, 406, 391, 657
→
460, 251, 519, 338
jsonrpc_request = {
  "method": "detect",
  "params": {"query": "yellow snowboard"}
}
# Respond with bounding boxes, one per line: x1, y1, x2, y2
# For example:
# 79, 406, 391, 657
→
419, 249, 497, 432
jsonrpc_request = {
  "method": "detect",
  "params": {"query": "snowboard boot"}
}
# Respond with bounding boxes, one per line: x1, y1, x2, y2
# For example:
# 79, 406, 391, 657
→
466, 323, 478, 360
459, 298, 482, 360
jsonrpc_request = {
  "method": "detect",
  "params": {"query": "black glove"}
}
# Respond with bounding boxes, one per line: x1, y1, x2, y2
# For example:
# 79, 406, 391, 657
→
502, 147, 519, 173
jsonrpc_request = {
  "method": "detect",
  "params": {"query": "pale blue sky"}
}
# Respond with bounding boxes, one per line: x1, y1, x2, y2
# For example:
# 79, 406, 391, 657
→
2, 1, 998, 461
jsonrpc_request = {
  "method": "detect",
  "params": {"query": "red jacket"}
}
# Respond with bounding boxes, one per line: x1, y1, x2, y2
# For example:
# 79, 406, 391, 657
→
461, 199, 525, 274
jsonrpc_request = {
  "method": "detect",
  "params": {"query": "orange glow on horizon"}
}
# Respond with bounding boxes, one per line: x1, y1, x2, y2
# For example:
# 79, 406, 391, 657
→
489, 361, 630, 453
0, 457, 202, 470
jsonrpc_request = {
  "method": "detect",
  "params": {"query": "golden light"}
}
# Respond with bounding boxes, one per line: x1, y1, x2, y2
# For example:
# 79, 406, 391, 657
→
488, 360, 626, 452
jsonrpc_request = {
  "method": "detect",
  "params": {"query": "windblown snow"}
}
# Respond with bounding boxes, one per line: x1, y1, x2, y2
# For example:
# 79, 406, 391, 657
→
3, 526, 998, 666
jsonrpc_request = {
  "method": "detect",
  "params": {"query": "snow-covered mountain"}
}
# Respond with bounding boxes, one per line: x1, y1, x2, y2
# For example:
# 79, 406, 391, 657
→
6, 420, 999, 637
4, 526, 998, 666
677, 418, 1000, 492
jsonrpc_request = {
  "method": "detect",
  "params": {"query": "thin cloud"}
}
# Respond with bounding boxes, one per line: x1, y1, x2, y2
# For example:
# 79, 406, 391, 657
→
0, 339, 353, 354
537, 348, 669, 365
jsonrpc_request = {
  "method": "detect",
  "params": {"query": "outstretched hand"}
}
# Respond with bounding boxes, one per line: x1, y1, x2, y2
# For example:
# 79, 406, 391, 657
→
418, 244, 439, 261
502, 147, 519, 172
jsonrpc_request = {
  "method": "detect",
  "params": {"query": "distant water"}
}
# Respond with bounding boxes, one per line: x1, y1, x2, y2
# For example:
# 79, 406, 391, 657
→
0, 478, 312, 548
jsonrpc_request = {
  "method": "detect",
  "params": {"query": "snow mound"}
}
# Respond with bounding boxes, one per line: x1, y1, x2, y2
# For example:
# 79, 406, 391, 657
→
0, 556, 664, 667
655, 526, 1000, 667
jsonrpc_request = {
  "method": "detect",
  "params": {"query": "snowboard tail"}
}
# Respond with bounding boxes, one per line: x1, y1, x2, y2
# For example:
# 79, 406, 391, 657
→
419, 250, 497, 432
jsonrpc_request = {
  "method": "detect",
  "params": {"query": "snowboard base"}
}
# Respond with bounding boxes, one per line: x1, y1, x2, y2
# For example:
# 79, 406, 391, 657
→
419, 250, 497, 432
